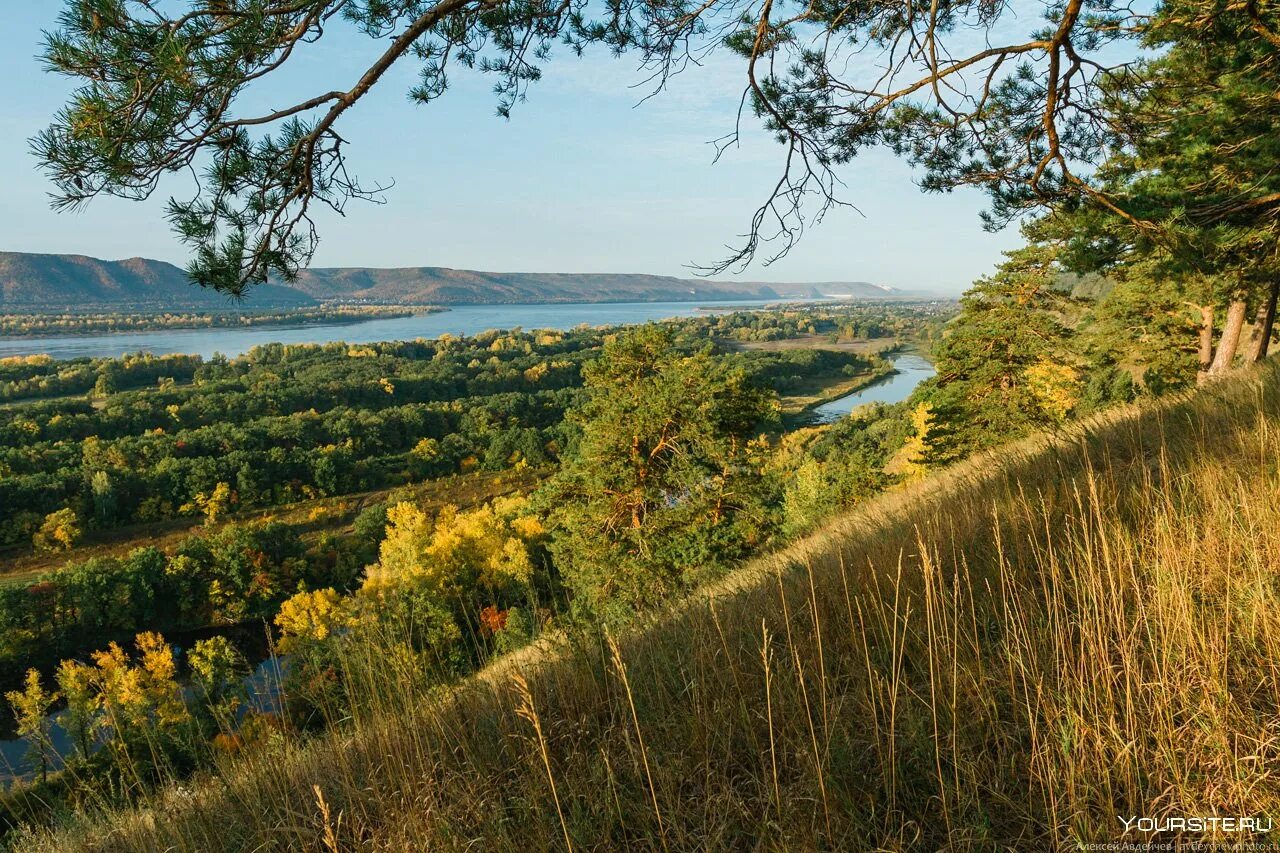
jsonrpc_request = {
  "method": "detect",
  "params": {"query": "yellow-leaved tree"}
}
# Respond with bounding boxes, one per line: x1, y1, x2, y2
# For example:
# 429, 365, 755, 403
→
273, 497, 548, 707
193, 482, 236, 526
5, 669, 59, 782
33, 507, 81, 553
80, 633, 190, 774
275, 588, 354, 653
886, 402, 935, 482
354, 496, 547, 659
1025, 359, 1082, 424
361, 496, 542, 603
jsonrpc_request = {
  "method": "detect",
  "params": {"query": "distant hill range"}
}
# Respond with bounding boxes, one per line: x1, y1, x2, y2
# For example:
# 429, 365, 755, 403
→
0, 252, 315, 311
283, 266, 916, 304
0, 251, 926, 311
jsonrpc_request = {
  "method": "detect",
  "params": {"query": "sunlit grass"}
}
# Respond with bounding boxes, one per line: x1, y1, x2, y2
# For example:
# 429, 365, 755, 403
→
16, 361, 1280, 850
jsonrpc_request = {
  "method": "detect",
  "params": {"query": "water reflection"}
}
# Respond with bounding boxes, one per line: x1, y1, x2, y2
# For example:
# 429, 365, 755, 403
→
0, 301, 785, 361
809, 352, 936, 423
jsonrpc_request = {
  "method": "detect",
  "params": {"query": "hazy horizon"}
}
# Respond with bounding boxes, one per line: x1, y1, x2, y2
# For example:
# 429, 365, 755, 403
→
0, 249, 943, 295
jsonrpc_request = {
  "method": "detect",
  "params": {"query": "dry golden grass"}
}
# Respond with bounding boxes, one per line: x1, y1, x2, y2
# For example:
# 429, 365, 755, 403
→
17, 360, 1280, 851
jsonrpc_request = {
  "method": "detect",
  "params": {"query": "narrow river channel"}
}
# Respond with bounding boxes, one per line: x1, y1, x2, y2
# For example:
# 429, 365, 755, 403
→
809, 352, 937, 423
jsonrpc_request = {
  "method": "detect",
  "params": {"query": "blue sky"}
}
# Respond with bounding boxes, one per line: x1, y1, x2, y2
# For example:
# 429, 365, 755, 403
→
0, 6, 1027, 294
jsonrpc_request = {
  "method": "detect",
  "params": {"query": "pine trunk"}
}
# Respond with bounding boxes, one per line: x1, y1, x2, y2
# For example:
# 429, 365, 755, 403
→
1208, 299, 1248, 377
1249, 280, 1279, 362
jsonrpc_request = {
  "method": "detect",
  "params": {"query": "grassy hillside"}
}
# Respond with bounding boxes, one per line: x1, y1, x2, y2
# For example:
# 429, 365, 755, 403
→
17, 360, 1280, 850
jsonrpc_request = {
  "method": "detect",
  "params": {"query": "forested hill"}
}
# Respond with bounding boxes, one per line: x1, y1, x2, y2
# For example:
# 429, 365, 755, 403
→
0, 251, 911, 310
282, 266, 903, 304
0, 252, 315, 310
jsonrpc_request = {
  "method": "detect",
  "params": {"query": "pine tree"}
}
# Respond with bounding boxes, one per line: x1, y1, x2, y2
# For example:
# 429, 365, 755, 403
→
1060, 0, 1280, 377
926, 245, 1082, 462
540, 326, 776, 620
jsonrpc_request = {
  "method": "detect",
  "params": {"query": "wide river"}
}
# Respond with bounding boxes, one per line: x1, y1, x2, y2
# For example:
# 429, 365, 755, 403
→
0, 301, 786, 361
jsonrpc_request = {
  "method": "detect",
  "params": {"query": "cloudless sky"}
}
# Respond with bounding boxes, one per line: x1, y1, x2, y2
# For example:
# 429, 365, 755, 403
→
0, 5, 1028, 294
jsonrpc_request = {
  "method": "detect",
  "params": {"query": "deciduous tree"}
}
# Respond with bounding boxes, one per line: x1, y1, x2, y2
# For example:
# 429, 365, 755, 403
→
33, 507, 82, 553
5, 669, 59, 783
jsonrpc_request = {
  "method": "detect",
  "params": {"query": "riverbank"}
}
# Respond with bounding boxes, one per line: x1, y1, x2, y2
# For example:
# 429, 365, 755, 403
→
0, 466, 545, 780
778, 361, 899, 419
0, 306, 434, 338
805, 350, 936, 423
0, 300, 786, 360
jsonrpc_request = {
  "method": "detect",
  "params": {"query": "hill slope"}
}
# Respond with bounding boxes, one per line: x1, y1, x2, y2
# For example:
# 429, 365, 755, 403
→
283, 266, 902, 305
283, 266, 778, 303
0, 251, 914, 310
20, 361, 1280, 850
0, 253, 315, 310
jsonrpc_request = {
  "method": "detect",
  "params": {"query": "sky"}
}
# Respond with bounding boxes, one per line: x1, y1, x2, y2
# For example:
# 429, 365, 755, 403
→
0, 5, 1028, 295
